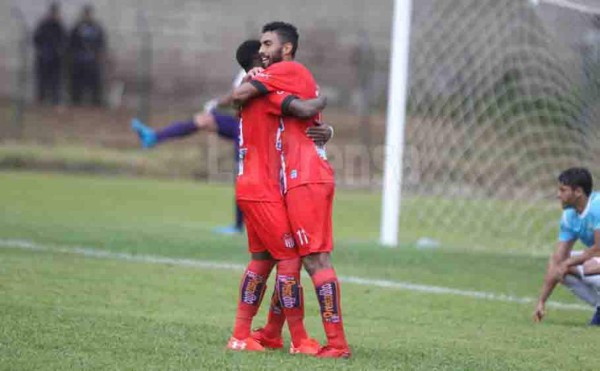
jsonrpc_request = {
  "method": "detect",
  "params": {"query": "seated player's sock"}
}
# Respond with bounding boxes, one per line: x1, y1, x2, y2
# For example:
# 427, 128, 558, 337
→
311, 267, 349, 349
590, 306, 600, 326
232, 259, 276, 340
155, 120, 198, 144
261, 289, 285, 338
276, 258, 308, 346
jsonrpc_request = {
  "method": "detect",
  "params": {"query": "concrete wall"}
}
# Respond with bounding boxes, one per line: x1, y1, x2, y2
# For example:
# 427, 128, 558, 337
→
0, 0, 595, 108
0, 0, 393, 106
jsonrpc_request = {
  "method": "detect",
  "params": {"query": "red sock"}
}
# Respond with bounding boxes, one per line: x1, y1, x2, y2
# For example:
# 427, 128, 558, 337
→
311, 268, 348, 349
262, 289, 286, 338
276, 258, 308, 346
232, 259, 275, 339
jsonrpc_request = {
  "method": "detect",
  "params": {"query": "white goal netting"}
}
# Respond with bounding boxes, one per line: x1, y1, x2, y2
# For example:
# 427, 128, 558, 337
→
398, 0, 600, 252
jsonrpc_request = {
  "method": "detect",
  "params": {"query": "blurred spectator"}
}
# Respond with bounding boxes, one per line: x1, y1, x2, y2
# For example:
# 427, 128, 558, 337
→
33, 2, 66, 105
69, 4, 106, 106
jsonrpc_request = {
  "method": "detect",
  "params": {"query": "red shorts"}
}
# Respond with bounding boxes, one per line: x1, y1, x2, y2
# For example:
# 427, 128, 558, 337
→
238, 200, 298, 260
285, 183, 334, 256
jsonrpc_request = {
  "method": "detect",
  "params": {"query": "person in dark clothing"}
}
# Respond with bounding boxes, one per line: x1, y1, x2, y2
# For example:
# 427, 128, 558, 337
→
33, 2, 66, 105
69, 5, 106, 106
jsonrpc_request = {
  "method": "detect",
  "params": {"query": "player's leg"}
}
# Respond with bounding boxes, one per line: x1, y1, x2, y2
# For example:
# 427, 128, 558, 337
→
581, 257, 600, 325
563, 252, 600, 325
250, 289, 285, 349
131, 116, 202, 149
247, 201, 319, 354
562, 274, 598, 306
287, 183, 351, 358
227, 201, 277, 351
207, 113, 243, 235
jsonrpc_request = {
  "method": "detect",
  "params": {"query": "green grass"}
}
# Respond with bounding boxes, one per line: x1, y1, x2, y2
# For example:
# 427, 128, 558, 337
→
0, 171, 597, 370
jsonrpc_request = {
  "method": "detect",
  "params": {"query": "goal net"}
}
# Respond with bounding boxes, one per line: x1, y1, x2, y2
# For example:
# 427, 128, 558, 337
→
397, 0, 600, 252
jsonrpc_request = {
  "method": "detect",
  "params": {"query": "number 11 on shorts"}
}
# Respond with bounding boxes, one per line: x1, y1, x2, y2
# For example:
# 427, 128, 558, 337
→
296, 229, 309, 246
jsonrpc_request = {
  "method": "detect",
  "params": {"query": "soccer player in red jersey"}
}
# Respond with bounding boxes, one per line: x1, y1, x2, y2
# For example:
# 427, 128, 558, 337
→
226, 42, 328, 354
233, 22, 351, 358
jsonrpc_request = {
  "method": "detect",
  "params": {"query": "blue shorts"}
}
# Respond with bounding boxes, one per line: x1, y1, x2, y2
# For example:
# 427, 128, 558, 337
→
211, 111, 239, 141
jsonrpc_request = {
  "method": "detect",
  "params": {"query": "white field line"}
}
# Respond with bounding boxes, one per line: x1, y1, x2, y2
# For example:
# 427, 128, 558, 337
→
0, 238, 590, 312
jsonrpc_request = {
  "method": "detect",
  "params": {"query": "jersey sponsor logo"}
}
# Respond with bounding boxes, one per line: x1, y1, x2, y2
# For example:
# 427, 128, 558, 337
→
282, 233, 295, 248
241, 271, 266, 306
317, 282, 340, 323
277, 275, 301, 309
256, 72, 270, 79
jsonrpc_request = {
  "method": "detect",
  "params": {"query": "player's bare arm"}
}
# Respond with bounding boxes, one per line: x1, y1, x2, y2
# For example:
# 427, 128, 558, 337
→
231, 82, 262, 107
284, 95, 327, 119
555, 230, 600, 279
533, 239, 574, 322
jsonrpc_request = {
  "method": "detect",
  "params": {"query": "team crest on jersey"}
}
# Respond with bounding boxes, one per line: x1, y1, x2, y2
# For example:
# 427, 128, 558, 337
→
290, 170, 298, 179
317, 282, 340, 323
282, 233, 295, 248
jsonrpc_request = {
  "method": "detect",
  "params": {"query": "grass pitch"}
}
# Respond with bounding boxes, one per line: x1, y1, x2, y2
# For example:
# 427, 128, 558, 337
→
0, 171, 596, 370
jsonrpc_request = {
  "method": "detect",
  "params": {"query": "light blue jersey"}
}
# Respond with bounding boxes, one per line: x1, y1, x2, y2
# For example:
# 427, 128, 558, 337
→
559, 192, 600, 247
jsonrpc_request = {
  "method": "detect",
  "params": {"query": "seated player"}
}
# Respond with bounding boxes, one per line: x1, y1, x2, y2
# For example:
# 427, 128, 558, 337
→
533, 167, 600, 326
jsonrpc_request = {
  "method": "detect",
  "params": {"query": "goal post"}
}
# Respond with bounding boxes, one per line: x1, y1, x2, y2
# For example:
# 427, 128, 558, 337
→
380, 0, 600, 252
380, 0, 413, 247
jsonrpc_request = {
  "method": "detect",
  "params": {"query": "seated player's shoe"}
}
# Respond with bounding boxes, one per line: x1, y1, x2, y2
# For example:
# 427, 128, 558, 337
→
226, 336, 265, 352
250, 328, 284, 349
589, 306, 600, 326
289, 337, 321, 355
213, 224, 243, 235
131, 118, 157, 148
315, 345, 352, 359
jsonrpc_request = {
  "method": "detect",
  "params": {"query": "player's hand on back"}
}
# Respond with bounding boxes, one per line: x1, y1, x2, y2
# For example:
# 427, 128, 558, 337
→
243, 67, 265, 83
306, 121, 334, 145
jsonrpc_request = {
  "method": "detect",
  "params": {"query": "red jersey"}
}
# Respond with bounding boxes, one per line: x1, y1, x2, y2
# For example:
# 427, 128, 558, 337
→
251, 61, 335, 192
235, 92, 289, 202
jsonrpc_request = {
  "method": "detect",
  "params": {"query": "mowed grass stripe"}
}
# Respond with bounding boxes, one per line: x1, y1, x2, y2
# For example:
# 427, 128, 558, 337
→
0, 238, 588, 312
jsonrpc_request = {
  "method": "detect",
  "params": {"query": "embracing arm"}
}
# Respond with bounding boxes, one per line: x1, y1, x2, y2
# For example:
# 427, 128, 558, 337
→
284, 95, 327, 119
533, 240, 574, 322
231, 67, 266, 106
306, 122, 334, 145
